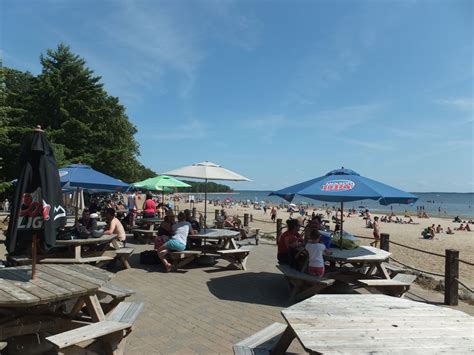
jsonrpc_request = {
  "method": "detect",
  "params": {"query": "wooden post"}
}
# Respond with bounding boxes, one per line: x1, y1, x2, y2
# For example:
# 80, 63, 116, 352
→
250, 214, 253, 222
243, 213, 249, 227
255, 229, 260, 245
380, 233, 390, 252
215, 209, 219, 221
445, 249, 459, 306
31, 233, 37, 280
276, 218, 282, 240
192, 207, 196, 218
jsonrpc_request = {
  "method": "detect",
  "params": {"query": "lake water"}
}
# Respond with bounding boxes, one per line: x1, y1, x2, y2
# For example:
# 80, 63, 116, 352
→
186, 191, 474, 218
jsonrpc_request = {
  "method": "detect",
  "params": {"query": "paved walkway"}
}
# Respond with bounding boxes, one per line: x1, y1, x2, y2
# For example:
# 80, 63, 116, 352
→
109, 238, 473, 354
0, 227, 472, 354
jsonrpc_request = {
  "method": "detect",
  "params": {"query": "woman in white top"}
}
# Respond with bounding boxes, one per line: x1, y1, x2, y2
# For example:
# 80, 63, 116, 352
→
156, 212, 194, 272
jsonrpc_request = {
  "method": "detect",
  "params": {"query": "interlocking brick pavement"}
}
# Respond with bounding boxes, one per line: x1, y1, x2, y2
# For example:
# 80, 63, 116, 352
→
110, 239, 305, 354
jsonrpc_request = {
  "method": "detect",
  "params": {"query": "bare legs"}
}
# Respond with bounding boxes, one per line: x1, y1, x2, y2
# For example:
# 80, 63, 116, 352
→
156, 244, 172, 272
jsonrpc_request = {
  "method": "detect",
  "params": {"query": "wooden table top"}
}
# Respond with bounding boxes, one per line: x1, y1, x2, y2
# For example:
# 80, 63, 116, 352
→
0, 264, 112, 307
326, 245, 391, 262
281, 294, 474, 354
190, 228, 240, 239
56, 234, 116, 246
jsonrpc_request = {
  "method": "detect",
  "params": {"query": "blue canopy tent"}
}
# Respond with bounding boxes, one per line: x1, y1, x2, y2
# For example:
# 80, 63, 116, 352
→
271, 168, 418, 248
59, 164, 130, 220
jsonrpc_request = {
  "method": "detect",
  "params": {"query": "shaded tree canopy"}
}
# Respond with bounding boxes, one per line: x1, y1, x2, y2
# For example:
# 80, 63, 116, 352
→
0, 44, 156, 183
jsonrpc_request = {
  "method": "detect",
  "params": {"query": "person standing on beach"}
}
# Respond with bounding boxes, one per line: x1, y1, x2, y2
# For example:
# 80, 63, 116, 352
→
271, 206, 277, 222
370, 216, 380, 247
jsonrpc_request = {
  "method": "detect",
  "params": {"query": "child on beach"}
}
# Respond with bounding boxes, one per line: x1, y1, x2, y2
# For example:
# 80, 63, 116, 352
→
305, 230, 329, 276
370, 216, 380, 247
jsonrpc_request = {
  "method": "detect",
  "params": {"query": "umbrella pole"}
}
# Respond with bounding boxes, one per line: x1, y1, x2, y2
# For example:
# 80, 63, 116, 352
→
31, 232, 37, 280
204, 178, 208, 228
75, 187, 80, 223
340, 201, 344, 250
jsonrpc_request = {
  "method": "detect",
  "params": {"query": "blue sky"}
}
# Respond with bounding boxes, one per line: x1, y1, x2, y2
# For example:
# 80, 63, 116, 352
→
2, 0, 473, 192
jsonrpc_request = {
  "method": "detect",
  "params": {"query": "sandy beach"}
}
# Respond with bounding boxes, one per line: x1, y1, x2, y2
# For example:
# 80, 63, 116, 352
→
176, 201, 474, 288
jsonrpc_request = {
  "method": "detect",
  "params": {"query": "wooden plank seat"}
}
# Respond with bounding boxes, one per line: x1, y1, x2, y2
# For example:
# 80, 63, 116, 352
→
46, 301, 143, 354
276, 264, 335, 302
358, 273, 417, 297
168, 251, 202, 271
381, 262, 410, 276
114, 247, 134, 269
233, 322, 290, 355
217, 247, 252, 271
98, 283, 135, 314
40, 255, 114, 264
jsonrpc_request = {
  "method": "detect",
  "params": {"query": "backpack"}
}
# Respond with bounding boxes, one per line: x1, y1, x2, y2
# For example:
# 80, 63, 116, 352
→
139, 250, 160, 264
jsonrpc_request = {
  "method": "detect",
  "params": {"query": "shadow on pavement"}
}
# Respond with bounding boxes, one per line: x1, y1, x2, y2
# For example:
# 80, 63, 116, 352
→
206, 271, 291, 307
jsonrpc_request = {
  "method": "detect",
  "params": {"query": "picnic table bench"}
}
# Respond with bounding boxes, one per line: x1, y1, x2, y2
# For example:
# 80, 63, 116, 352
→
168, 250, 202, 271
276, 264, 335, 302
217, 247, 252, 270
46, 301, 143, 354
358, 273, 417, 297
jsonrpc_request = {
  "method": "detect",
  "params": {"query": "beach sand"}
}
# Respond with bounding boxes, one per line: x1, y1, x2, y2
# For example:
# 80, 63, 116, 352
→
177, 201, 474, 287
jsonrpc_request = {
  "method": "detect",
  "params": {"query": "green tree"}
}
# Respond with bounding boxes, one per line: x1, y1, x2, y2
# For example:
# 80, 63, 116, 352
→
1, 44, 156, 183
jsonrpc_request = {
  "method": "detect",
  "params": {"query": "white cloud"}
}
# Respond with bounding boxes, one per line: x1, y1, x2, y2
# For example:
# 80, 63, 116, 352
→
339, 138, 395, 151
436, 98, 474, 111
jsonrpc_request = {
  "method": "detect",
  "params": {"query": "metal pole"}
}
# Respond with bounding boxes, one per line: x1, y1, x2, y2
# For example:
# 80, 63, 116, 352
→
339, 201, 344, 249
204, 178, 208, 228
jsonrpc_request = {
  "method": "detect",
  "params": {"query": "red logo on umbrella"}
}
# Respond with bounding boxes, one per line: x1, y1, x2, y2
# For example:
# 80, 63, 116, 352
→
321, 180, 355, 192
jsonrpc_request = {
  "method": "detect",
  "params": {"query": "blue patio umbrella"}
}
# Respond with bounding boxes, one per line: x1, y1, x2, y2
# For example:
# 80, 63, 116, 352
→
59, 164, 129, 220
59, 164, 129, 193
271, 168, 418, 248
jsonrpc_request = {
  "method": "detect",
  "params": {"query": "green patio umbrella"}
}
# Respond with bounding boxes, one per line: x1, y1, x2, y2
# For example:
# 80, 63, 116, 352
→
132, 175, 191, 202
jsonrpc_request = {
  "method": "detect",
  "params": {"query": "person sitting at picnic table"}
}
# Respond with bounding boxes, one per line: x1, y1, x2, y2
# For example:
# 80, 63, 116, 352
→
142, 192, 156, 218
75, 208, 99, 238
156, 212, 194, 272
305, 229, 330, 276
88, 198, 100, 214
277, 219, 303, 265
184, 209, 202, 248
104, 208, 126, 246
156, 203, 166, 218
304, 215, 321, 242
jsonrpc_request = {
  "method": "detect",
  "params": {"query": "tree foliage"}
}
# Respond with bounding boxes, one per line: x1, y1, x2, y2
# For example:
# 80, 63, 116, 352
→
180, 181, 233, 193
0, 44, 155, 183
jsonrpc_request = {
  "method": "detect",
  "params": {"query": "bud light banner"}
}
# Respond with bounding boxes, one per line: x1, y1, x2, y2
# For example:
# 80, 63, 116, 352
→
7, 130, 66, 255
321, 180, 355, 192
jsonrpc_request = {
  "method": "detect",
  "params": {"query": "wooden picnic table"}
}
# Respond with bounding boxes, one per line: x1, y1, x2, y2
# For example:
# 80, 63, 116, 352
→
280, 294, 474, 354
326, 245, 392, 279
0, 264, 140, 352
0, 264, 112, 340
189, 229, 251, 270
40, 234, 118, 265
189, 228, 240, 250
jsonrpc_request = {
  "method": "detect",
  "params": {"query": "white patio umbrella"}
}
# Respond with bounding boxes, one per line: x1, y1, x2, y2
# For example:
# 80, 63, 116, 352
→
164, 161, 250, 226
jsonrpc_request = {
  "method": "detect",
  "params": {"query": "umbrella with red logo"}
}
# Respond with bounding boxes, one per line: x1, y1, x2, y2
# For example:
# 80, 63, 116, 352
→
6, 126, 66, 279
270, 168, 418, 248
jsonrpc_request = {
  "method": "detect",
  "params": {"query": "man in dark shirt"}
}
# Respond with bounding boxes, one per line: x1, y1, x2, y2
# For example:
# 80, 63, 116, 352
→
75, 209, 98, 238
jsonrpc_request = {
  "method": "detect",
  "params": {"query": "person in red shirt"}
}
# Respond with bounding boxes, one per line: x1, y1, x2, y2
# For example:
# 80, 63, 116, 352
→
277, 219, 303, 264
142, 192, 156, 218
